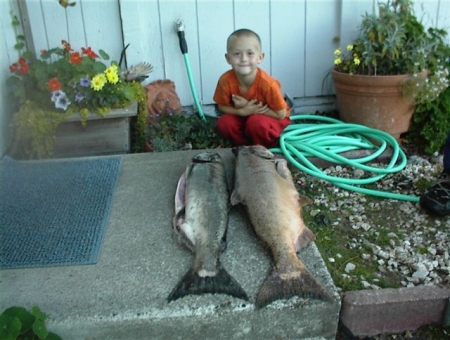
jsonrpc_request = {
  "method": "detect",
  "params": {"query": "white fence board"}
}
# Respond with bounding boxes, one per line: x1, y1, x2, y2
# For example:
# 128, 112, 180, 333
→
120, 1, 164, 79
160, 1, 201, 105
24, 0, 124, 65
197, 1, 234, 104
304, 0, 340, 97
271, 0, 306, 98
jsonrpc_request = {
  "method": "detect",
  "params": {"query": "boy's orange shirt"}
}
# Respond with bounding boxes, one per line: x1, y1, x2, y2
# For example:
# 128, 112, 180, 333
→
213, 68, 291, 117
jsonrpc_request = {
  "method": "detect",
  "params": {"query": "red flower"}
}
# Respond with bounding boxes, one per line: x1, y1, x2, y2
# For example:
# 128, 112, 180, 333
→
61, 40, 72, 52
19, 63, 29, 75
69, 52, 82, 64
41, 49, 48, 56
47, 78, 62, 91
9, 57, 29, 74
9, 63, 18, 73
82, 47, 99, 59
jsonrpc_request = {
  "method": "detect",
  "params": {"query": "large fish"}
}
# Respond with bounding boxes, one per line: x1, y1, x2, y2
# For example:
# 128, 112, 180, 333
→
231, 145, 332, 308
168, 152, 248, 302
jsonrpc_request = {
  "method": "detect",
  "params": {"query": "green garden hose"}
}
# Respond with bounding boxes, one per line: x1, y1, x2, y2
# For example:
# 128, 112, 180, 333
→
271, 115, 420, 203
175, 20, 206, 121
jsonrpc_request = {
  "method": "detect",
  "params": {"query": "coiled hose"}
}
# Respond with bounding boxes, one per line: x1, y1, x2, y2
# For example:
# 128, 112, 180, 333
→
270, 115, 420, 203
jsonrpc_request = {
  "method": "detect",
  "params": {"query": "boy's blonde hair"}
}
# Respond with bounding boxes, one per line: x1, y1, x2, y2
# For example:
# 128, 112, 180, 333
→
226, 29, 262, 51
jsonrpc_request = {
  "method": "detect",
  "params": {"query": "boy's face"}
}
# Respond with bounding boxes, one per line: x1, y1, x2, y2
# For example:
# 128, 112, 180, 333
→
225, 35, 264, 77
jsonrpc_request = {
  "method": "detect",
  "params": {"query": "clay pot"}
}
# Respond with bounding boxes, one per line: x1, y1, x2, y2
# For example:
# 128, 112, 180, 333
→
332, 68, 425, 140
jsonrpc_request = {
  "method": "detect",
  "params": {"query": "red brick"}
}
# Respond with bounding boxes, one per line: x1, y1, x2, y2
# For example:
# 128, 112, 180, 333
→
340, 285, 450, 337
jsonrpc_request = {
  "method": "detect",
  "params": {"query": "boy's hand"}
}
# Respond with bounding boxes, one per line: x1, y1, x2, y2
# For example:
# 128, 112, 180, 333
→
231, 94, 248, 108
243, 99, 268, 116
233, 96, 268, 116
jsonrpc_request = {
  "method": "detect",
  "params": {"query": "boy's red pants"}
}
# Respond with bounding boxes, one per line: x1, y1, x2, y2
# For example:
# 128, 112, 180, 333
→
217, 114, 291, 148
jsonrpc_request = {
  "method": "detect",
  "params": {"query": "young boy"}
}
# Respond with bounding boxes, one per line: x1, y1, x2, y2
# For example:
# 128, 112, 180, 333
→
213, 29, 291, 148
419, 130, 450, 216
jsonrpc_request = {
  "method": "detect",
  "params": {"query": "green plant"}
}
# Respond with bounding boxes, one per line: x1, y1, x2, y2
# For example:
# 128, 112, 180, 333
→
0, 306, 62, 340
6, 11, 150, 159
128, 81, 148, 153
7, 16, 136, 115
333, 0, 448, 104
146, 112, 232, 152
406, 29, 450, 154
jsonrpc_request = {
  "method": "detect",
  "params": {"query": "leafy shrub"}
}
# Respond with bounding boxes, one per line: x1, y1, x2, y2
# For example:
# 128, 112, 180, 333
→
0, 306, 62, 340
146, 112, 232, 152
406, 28, 450, 154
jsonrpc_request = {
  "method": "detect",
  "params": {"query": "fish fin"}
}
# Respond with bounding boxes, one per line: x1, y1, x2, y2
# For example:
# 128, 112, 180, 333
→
295, 226, 316, 251
167, 265, 248, 302
274, 158, 293, 181
230, 190, 242, 206
255, 267, 333, 309
220, 235, 227, 252
176, 222, 196, 252
298, 195, 313, 206
173, 169, 188, 229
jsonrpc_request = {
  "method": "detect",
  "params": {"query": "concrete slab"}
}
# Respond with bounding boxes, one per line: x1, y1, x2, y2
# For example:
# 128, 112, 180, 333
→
0, 149, 341, 340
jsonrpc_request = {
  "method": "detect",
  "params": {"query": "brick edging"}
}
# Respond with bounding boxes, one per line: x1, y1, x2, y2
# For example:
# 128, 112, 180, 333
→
339, 285, 450, 337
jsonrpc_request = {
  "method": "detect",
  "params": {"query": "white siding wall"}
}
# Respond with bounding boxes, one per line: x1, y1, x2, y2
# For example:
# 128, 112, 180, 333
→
1, 0, 449, 156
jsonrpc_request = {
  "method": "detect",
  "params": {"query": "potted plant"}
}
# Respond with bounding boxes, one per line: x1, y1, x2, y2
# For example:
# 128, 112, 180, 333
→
332, 0, 449, 140
7, 14, 150, 159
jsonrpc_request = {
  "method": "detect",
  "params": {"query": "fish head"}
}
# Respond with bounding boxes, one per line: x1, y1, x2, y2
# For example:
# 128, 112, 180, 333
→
232, 145, 274, 159
192, 152, 222, 164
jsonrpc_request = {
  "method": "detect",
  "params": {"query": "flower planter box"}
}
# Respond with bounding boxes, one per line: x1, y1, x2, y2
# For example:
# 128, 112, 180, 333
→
53, 102, 137, 158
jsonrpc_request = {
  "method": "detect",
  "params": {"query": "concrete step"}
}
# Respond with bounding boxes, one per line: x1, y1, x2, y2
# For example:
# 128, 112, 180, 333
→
0, 149, 340, 339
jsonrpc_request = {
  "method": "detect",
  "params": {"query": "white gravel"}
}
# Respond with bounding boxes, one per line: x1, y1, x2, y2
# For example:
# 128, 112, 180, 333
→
294, 153, 450, 291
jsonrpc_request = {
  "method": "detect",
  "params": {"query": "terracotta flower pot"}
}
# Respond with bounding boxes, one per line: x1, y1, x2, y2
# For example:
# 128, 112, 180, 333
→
331, 68, 424, 140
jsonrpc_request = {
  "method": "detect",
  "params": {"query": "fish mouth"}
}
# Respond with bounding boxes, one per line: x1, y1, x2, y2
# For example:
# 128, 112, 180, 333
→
231, 147, 241, 156
232, 145, 274, 159
192, 152, 221, 163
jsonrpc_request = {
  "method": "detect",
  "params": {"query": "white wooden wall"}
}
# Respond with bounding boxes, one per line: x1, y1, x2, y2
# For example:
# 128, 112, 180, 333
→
1, 0, 449, 156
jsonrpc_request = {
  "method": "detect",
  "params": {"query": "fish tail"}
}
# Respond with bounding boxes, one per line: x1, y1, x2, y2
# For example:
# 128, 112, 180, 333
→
255, 267, 333, 309
167, 266, 248, 302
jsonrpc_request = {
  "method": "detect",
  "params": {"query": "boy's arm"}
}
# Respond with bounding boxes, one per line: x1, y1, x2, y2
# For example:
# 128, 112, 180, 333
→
261, 107, 287, 119
218, 101, 286, 119
219, 94, 286, 119
218, 101, 265, 117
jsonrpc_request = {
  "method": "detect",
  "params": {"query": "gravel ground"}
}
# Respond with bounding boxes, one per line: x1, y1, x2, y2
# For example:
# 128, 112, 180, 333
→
299, 152, 448, 288
289, 150, 449, 339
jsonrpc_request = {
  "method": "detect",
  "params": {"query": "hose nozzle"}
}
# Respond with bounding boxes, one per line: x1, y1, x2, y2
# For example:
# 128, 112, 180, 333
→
175, 19, 188, 54
175, 19, 185, 32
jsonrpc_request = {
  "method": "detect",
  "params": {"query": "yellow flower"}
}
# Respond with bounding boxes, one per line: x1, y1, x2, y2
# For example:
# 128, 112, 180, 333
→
105, 66, 119, 84
91, 73, 107, 91
334, 57, 342, 65
353, 57, 361, 66
346, 44, 354, 51
334, 48, 341, 57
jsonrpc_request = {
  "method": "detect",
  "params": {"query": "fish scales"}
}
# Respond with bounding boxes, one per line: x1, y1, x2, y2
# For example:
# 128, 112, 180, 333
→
168, 152, 248, 302
231, 145, 333, 308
